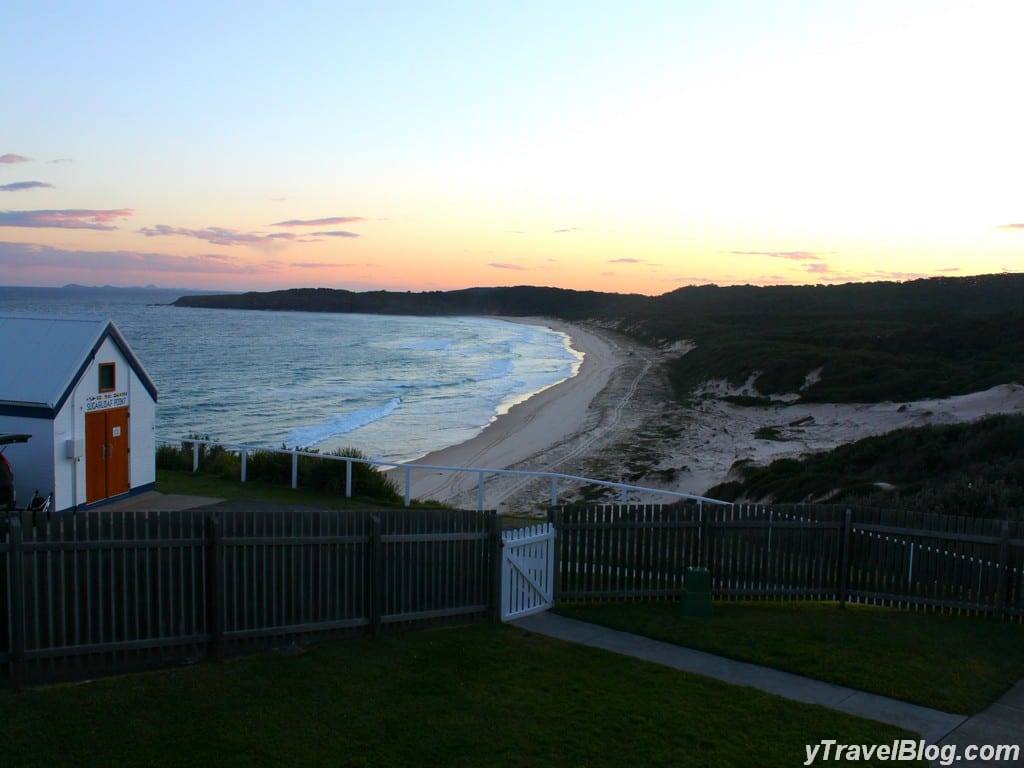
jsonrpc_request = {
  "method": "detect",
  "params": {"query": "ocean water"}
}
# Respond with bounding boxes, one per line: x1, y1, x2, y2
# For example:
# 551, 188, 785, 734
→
0, 287, 582, 463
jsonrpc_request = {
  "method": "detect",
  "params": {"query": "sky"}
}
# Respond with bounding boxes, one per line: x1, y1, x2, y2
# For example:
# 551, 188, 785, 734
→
2, 1, 1022, 295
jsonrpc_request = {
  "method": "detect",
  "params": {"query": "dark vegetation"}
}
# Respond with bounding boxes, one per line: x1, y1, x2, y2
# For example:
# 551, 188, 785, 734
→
177, 273, 1024, 405
156, 436, 401, 504
707, 413, 1024, 519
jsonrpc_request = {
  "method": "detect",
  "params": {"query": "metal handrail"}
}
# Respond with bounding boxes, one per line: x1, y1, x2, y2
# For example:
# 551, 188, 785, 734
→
157, 435, 732, 512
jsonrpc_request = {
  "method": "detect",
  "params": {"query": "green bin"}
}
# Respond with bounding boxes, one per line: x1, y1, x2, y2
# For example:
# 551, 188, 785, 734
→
685, 566, 712, 593
680, 567, 713, 617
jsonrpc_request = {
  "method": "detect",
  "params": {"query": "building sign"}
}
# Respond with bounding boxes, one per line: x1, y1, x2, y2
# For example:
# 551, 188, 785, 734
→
85, 391, 128, 412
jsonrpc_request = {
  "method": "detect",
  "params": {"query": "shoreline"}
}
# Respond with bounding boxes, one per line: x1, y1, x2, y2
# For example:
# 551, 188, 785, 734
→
390, 318, 628, 506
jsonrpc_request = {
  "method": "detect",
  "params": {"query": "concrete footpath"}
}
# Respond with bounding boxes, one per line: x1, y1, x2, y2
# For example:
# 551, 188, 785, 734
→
512, 612, 1022, 752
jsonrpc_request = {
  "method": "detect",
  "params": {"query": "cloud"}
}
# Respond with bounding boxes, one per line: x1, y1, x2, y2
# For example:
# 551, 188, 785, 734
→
488, 262, 527, 271
804, 263, 833, 274
0, 154, 30, 165
0, 208, 132, 230
609, 257, 643, 264
0, 240, 278, 275
140, 223, 360, 246
140, 224, 307, 246
997, 223, 1024, 230
732, 250, 822, 260
265, 232, 321, 243
291, 261, 357, 268
271, 216, 365, 227
1, 181, 54, 192
553, 227, 579, 233
311, 230, 360, 238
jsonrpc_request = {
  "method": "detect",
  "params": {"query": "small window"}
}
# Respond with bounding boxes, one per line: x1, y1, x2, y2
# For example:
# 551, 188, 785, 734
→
99, 363, 116, 392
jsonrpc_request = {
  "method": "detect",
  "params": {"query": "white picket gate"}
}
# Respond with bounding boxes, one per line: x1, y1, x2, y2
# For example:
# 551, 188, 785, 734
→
500, 523, 556, 621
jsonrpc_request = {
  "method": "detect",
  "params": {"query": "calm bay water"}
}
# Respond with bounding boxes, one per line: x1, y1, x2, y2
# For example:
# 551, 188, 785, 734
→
0, 287, 582, 463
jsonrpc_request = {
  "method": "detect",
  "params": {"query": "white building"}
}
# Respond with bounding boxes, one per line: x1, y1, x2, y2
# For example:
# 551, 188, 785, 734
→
0, 315, 158, 511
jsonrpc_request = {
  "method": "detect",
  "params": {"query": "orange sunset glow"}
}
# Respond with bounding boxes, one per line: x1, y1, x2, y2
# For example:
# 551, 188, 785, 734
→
3, 2, 1022, 294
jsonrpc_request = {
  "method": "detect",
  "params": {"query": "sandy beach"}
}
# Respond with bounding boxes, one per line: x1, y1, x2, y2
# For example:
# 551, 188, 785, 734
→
390, 319, 645, 509
393, 319, 1024, 512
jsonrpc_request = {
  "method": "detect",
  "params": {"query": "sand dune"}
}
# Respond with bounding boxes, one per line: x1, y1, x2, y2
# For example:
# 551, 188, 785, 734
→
393, 319, 1024, 512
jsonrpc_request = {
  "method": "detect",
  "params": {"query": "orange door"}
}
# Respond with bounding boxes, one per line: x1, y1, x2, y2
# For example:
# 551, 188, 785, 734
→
106, 407, 130, 497
85, 407, 131, 503
85, 411, 107, 503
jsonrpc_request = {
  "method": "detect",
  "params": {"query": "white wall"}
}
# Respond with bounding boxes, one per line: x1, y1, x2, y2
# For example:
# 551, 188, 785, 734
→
128, 356, 157, 489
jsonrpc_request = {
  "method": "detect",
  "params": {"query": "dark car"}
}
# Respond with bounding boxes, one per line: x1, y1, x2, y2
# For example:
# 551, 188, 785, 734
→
1, 433, 31, 511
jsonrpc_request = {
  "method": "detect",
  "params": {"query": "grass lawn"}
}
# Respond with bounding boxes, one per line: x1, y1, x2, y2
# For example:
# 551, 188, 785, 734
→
155, 468, 542, 528
6, 624, 920, 768
156, 468, 417, 510
555, 600, 1024, 715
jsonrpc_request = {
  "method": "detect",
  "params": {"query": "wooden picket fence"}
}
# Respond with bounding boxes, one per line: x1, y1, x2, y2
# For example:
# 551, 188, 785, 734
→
550, 503, 1024, 618
0, 504, 501, 688
3, 501, 1021, 688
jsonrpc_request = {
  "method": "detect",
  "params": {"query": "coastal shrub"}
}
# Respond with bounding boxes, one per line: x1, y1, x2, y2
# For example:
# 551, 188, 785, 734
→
156, 434, 223, 471
207, 450, 241, 478
706, 414, 1024, 518
157, 439, 400, 502
305, 448, 400, 501
245, 446, 293, 485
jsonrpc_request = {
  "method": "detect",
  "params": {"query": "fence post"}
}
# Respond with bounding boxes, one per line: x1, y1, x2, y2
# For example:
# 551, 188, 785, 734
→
477, 471, 485, 513
549, 508, 562, 606
489, 513, 504, 624
205, 513, 224, 660
995, 519, 1011, 618
240, 449, 247, 483
8, 516, 26, 689
838, 508, 853, 608
192, 440, 200, 473
550, 477, 558, 508
345, 459, 353, 498
291, 448, 298, 489
699, 506, 712, 569
369, 515, 382, 636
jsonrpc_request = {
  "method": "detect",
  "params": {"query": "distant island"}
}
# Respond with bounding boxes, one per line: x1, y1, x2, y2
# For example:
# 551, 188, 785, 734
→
64, 283, 161, 290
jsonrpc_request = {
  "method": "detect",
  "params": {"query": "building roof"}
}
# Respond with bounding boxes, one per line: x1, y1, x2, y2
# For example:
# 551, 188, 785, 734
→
0, 314, 158, 418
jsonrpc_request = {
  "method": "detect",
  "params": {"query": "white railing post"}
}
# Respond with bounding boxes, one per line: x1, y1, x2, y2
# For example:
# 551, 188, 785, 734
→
240, 449, 247, 482
192, 440, 199, 473
404, 466, 412, 507
291, 447, 298, 489
345, 459, 353, 498
550, 476, 558, 507
477, 470, 485, 511
620, 486, 628, 504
